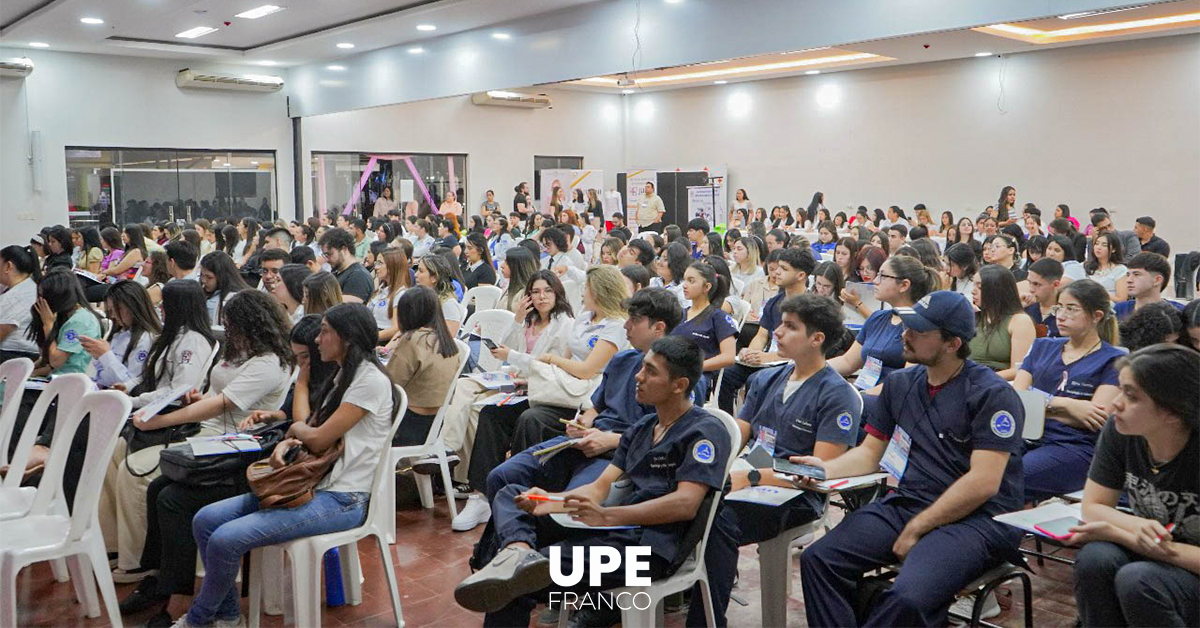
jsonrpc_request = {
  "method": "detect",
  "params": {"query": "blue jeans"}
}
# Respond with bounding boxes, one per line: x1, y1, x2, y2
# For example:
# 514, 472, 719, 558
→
186, 491, 369, 626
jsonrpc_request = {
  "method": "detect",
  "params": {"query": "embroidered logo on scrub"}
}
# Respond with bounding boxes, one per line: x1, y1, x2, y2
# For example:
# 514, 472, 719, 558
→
587, 336, 599, 349
692, 439, 716, 464
836, 412, 853, 431
181, 350, 193, 364
990, 411, 1016, 438
64, 330, 78, 342
137, 350, 148, 362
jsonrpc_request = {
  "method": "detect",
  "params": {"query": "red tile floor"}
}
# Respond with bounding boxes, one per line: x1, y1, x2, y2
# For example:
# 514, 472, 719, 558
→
17, 498, 1081, 628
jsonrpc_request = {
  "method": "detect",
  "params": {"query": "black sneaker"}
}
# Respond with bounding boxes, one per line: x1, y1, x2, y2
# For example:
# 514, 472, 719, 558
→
566, 607, 621, 628
145, 609, 174, 628
118, 578, 168, 615
454, 546, 550, 613
413, 451, 460, 475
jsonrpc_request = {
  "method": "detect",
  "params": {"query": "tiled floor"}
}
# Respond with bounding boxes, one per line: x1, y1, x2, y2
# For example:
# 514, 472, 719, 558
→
17, 497, 1081, 628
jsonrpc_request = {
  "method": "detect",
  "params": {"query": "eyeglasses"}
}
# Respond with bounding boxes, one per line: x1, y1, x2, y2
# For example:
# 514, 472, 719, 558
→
1049, 303, 1086, 318
877, 272, 902, 282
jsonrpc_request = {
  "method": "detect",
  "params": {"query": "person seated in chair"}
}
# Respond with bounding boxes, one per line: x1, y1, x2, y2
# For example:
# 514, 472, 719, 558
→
454, 335, 730, 628
795, 291, 1027, 627
702, 294, 863, 626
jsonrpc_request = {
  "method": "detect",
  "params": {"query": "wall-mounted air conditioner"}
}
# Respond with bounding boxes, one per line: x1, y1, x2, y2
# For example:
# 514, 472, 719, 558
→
471, 90, 552, 109
175, 68, 283, 93
0, 58, 34, 79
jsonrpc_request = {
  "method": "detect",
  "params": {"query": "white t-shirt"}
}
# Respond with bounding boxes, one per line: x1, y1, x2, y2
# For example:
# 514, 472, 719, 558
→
318, 365, 395, 493
206, 292, 234, 325
1089, 264, 1128, 296
0, 276, 38, 355
370, 286, 405, 330
93, 329, 155, 388
441, 297, 463, 324
204, 353, 290, 432
567, 311, 629, 360
1062, 260, 1087, 282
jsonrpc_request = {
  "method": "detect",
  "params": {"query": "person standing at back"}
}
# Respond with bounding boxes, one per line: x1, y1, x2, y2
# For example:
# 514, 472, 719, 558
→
635, 181, 665, 233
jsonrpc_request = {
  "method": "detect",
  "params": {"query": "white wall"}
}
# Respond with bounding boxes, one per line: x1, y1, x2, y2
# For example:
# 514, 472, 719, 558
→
0, 49, 294, 245
623, 34, 1200, 251
300, 88, 625, 216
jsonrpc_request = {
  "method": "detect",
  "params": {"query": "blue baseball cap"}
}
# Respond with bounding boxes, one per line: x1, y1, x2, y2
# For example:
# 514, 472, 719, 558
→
894, 290, 976, 342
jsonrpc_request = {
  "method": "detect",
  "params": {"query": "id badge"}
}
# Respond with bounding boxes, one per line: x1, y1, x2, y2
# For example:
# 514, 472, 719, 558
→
854, 357, 884, 390
757, 426, 778, 457
880, 425, 912, 482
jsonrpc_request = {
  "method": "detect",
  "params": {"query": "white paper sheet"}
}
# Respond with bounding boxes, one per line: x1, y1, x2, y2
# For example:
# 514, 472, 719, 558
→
550, 512, 639, 530
465, 371, 519, 390
136, 384, 194, 422
845, 282, 883, 315
473, 393, 528, 407
187, 434, 263, 456
725, 486, 805, 506
993, 501, 1083, 537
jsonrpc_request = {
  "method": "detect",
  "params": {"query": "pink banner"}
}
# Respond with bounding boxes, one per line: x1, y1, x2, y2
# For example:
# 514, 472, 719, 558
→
401, 156, 438, 215
447, 156, 458, 201
342, 156, 377, 216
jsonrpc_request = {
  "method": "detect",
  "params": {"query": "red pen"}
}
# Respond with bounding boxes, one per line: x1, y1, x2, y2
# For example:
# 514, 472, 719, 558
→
521, 494, 564, 502
1155, 522, 1176, 544
827, 479, 850, 489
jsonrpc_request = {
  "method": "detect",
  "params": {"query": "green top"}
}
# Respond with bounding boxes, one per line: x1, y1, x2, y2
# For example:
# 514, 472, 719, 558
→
969, 314, 1013, 371
54, 307, 102, 375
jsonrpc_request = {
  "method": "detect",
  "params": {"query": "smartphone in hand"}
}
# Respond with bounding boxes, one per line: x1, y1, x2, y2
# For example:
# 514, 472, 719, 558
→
772, 458, 827, 481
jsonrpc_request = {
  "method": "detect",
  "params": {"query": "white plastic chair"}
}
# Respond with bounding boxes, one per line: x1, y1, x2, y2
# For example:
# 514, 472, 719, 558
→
757, 493, 834, 627
460, 309, 516, 372
387, 339, 471, 539
1015, 388, 1045, 441
561, 278, 584, 314
559, 407, 741, 628
247, 386, 409, 628
462, 285, 502, 311
0, 390, 131, 628
725, 296, 751, 330
730, 276, 744, 298
0, 358, 34, 470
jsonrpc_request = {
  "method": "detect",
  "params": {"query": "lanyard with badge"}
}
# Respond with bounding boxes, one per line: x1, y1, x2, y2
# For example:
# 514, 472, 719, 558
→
853, 357, 884, 390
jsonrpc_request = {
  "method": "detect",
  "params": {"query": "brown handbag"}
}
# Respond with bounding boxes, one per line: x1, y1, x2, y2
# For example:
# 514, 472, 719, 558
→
245, 440, 345, 509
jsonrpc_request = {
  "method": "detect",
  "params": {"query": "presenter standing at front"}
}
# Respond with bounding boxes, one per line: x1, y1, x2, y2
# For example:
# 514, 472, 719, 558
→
636, 182, 665, 233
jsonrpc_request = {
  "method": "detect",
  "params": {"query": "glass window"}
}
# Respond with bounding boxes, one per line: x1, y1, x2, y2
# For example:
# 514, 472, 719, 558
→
64, 148, 277, 228
533, 155, 583, 201
310, 152, 468, 224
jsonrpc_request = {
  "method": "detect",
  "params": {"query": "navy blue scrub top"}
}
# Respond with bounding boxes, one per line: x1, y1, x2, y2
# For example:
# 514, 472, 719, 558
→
1019, 338, 1123, 448
741, 363, 861, 458
591, 349, 708, 433
856, 309, 907, 378
1113, 299, 1184, 322
610, 406, 730, 564
759, 292, 786, 339
672, 307, 738, 363
866, 361, 1026, 520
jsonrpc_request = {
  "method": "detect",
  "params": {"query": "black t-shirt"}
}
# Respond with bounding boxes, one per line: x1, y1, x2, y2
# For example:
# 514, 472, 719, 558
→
513, 193, 529, 213
333, 261, 373, 302
1088, 421, 1198, 547
1141, 235, 1170, 258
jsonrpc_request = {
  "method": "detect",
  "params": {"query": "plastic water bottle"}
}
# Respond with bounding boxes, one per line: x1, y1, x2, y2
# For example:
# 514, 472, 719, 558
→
323, 548, 346, 607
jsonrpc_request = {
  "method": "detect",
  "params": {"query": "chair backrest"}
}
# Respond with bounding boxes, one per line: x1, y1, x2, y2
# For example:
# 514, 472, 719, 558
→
0, 357, 35, 467
731, 276, 745, 298
414, 339, 472, 451
2, 373, 92, 490
637, 231, 658, 241
40, 390, 130, 540
726, 296, 751, 330
561, 279, 583, 313
461, 309, 516, 371
1015, 388, 1045, 440
365, 385, 409, 529
199, 339, 221, 386
676, 407, 740, 574
462, 285, 502, 311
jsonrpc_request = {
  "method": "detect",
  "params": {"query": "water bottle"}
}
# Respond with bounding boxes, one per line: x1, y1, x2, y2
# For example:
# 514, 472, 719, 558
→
323, 548, 346, 607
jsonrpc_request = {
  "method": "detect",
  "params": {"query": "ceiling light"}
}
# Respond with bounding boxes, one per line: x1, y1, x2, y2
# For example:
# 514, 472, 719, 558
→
727, 92, 752, 117
336, 42, 354, 49
416, 24, 436, 31
29, 42, 49, 48
582, 52, 879, 86
257, 60, 278, 66
665, 0, 684, 4
1058, 5, 1146, 20
621, 89, 635, 95
235, 5, 286, 20
327, 65, 345, 71
175, 26, 219, 38
974, 51, 992, 57
80, 17, 104, 25
981, 12, 1200, 39
805, 70, 820, 75
492, 32, 511, 40
815, 84, 842, 109
250, 161, 259, 165
407, 46, 424, 54
713, 80, 727, 84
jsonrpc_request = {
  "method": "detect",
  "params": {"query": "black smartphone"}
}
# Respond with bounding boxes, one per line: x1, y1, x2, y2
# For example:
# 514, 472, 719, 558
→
282, 445, 301, 465
772, 458, 827, 481
482, 337, 498, 351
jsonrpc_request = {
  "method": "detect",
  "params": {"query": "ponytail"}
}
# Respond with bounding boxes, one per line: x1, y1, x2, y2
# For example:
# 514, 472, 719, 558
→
885, 255, 939, 302
0, 245, 42, 283
1097, 310, 1119, 346
1061, 279, 1119, 345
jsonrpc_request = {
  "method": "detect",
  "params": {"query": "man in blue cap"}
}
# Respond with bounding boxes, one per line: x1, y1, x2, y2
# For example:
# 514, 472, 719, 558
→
790, 290, 1027, 627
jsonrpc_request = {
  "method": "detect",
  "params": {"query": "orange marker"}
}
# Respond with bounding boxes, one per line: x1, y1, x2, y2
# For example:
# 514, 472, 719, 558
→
521, 494, 564, 502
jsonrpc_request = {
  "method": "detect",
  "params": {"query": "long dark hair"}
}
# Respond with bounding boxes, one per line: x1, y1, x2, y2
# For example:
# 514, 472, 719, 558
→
501, 246, 539, 310
200, 251, 250, 320
996, 185, 1015, 222
27, 269, 102, 362
134, 280, 215, 395
105, 280, 162, 364
144, 250, 170, 285
277, 263, 308, 305
79, 227, 104, 258
0, 244, 42, 283
524, 270, 573, 326
1116, 344, 1199, 430
396, 286, 458, 358
221, 289, 294, 368
946, 243, 979, 292
1060, 279, 1119, 345
99, 227, 123, 252
123, 224, 148, 260
1085, 232, 1124, 274
686, 260, 728, 320
219, 224, 240, 256
812, 261, 845, 304
975, 264, 1023, 335
419, 254, 458, 302
661, 241, 690, 285
1048, 235, 1077, 261
466, 232, 493, 268
308, 304, 390, 426
291, 314, 338, 385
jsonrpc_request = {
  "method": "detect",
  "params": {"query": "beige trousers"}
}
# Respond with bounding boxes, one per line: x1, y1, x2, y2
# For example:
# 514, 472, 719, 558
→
439, 378, 494, 484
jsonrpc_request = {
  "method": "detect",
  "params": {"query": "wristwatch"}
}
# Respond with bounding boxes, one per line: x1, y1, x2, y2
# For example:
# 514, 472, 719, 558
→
747, 469, 762, 487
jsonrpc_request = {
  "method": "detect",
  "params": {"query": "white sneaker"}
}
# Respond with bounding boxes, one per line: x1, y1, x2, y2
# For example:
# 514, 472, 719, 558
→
214, 614, 246, 628
452, 494, 491, 532
949, 591, 1001, 623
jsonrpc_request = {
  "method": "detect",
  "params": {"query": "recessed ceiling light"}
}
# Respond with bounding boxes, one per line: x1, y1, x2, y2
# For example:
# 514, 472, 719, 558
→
235, 5, 286, 20
974, 51, 992, 57
250, 161, 259, 165
29, 42, 49, 48
327, 65, 346, 71
257, 60, 278, 66
621, 89, 634, 94
805, 70, 820, 75
581, 51, 880, 86
175, 26, 218, 39
416, 24, 436, 31
80, 17, 104, 25
336, 42, 354, 49
665, 0, 684, 4
492, 32, 511, 40
407, 46, 424, 54
713, 80, 727, 84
